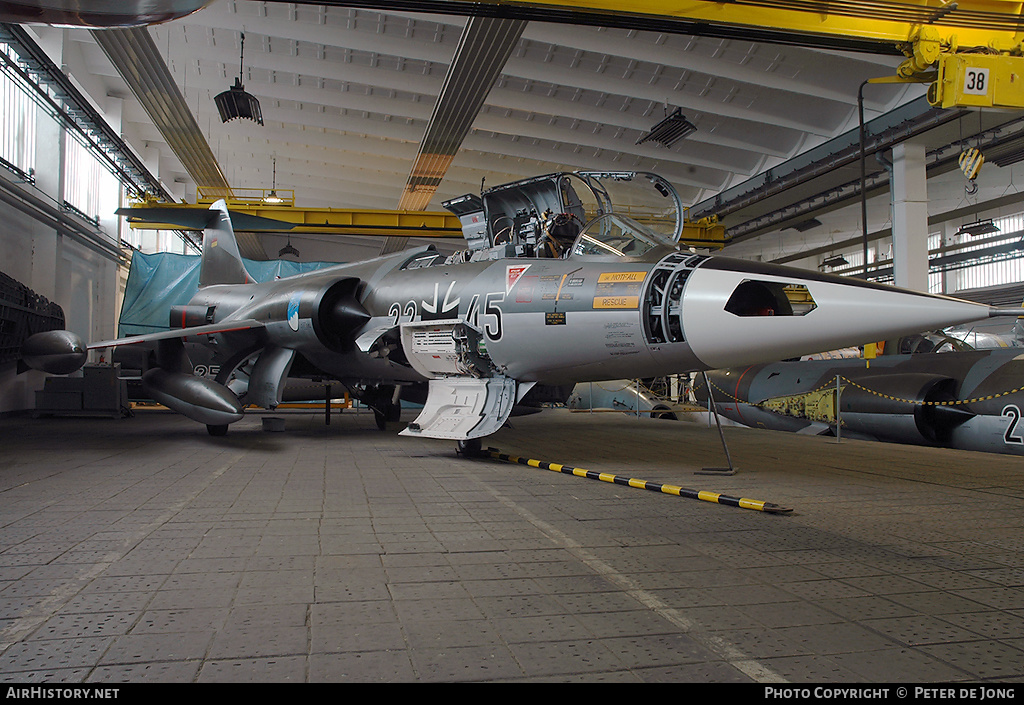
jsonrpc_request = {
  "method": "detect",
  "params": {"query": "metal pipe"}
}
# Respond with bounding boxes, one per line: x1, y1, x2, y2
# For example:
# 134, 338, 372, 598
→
859, 80, 870, 279
836, 375, 843, 443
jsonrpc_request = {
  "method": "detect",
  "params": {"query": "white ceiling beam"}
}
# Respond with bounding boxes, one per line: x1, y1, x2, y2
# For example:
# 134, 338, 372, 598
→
158, 10, 839, 136
177, 68, 749, 179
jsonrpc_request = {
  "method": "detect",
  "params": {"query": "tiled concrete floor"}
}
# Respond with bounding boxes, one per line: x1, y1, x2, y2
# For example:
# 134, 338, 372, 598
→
1, 406, 1023, 682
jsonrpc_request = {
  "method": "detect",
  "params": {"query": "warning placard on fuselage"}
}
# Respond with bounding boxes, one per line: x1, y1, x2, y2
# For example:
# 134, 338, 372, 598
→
593, 271, 646, 309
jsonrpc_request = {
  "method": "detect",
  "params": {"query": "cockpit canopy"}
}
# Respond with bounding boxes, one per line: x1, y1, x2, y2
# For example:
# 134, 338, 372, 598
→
442, 171, 683, 261
569, 213, 678, 260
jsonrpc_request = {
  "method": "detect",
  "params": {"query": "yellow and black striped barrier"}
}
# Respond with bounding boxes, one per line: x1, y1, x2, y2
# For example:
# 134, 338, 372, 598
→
484, 449, 792, 514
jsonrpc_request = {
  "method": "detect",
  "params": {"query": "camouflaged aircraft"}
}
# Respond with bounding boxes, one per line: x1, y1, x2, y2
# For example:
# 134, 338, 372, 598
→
696, 341, 1024, 457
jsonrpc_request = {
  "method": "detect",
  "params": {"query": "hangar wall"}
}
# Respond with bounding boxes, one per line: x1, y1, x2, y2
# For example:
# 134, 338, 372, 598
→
0, 101, 121, 415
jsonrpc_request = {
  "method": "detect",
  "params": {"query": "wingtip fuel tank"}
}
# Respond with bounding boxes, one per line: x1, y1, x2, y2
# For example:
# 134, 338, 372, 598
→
19, 329, 87, 375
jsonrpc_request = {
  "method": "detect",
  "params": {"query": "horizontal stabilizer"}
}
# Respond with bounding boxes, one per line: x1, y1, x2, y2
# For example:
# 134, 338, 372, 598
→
116, 206, 299, 232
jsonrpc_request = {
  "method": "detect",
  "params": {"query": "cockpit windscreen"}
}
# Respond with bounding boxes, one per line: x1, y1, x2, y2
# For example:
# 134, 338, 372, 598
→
570, 213, 677, 259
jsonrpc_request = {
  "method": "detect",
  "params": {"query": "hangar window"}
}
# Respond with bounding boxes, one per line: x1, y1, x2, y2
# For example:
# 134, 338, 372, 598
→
0, 47, 35, 178
725, 280, 817, 317
63, 136, 106, 223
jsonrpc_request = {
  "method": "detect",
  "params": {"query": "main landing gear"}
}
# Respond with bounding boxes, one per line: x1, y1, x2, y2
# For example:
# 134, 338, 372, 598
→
456, 438, 483, 457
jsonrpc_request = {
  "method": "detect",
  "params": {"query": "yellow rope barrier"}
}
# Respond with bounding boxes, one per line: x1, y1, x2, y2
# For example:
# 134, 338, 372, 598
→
700, 372, 1023, 409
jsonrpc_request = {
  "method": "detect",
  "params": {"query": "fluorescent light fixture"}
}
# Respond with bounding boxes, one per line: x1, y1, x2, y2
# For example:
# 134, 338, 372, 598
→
955, 219, 1001, 237
788, 218, 822, 233
822, 254, 849, 269
636, 108, 696, 148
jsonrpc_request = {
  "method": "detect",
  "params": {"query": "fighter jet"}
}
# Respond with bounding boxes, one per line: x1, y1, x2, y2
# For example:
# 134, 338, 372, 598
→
18, 172, 1022, 452
696, 346, 1024, 456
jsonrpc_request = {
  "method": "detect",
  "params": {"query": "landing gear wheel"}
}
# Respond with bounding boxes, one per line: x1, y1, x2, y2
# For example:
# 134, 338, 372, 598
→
207, 424, 229, 437
456, 438, 483, 457
373, 402, 402, 430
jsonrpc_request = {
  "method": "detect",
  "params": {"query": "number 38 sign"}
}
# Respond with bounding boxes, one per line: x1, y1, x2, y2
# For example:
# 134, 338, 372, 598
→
963, 67, 989, 96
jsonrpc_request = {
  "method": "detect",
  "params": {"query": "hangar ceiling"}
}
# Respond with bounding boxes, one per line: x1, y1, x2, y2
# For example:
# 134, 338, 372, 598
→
13, 0, 1024, 266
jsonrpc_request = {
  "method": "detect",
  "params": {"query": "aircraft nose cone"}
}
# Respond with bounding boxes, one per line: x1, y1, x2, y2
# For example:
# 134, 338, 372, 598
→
681, 259, 994, 369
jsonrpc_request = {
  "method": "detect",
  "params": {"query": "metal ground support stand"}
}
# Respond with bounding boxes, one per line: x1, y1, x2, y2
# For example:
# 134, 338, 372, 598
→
696, 370, 737, 476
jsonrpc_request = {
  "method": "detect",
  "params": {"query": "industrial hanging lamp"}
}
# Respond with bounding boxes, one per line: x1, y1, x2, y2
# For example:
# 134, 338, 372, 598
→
278, 234, 299, 258
215, 31, 263, 125
954, 219, 1000, 237
821, 254, 850, 269
264, 156, 283, 204
636, 107, 696, 148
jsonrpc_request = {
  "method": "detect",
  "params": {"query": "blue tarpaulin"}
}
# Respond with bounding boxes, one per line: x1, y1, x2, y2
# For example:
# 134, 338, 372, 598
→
118, 252, 340, 336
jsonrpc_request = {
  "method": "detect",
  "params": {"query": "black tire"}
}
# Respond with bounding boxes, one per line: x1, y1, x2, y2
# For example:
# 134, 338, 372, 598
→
456, 438, 482, 457
207, 424, 229, 436
374, 402, 402, 430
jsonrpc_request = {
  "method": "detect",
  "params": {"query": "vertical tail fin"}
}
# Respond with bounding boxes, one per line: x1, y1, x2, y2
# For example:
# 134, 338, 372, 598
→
199, 200, 253, 287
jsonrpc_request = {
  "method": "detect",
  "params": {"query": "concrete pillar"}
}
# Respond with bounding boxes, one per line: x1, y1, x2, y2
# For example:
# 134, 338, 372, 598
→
891, 141, 930, 291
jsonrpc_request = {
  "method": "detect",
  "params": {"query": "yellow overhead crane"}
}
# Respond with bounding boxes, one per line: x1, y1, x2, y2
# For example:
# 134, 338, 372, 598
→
122, 189, 465, 240
124, 188, 728, 248
422, 0, 1024, 110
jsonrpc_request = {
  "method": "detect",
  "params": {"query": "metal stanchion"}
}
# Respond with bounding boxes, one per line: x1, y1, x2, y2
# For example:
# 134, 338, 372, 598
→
835, 375, 842, 443
697, 371, 736, 476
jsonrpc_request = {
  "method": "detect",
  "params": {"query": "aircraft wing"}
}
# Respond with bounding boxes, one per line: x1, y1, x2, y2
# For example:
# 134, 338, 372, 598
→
87, 319, 267, 350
